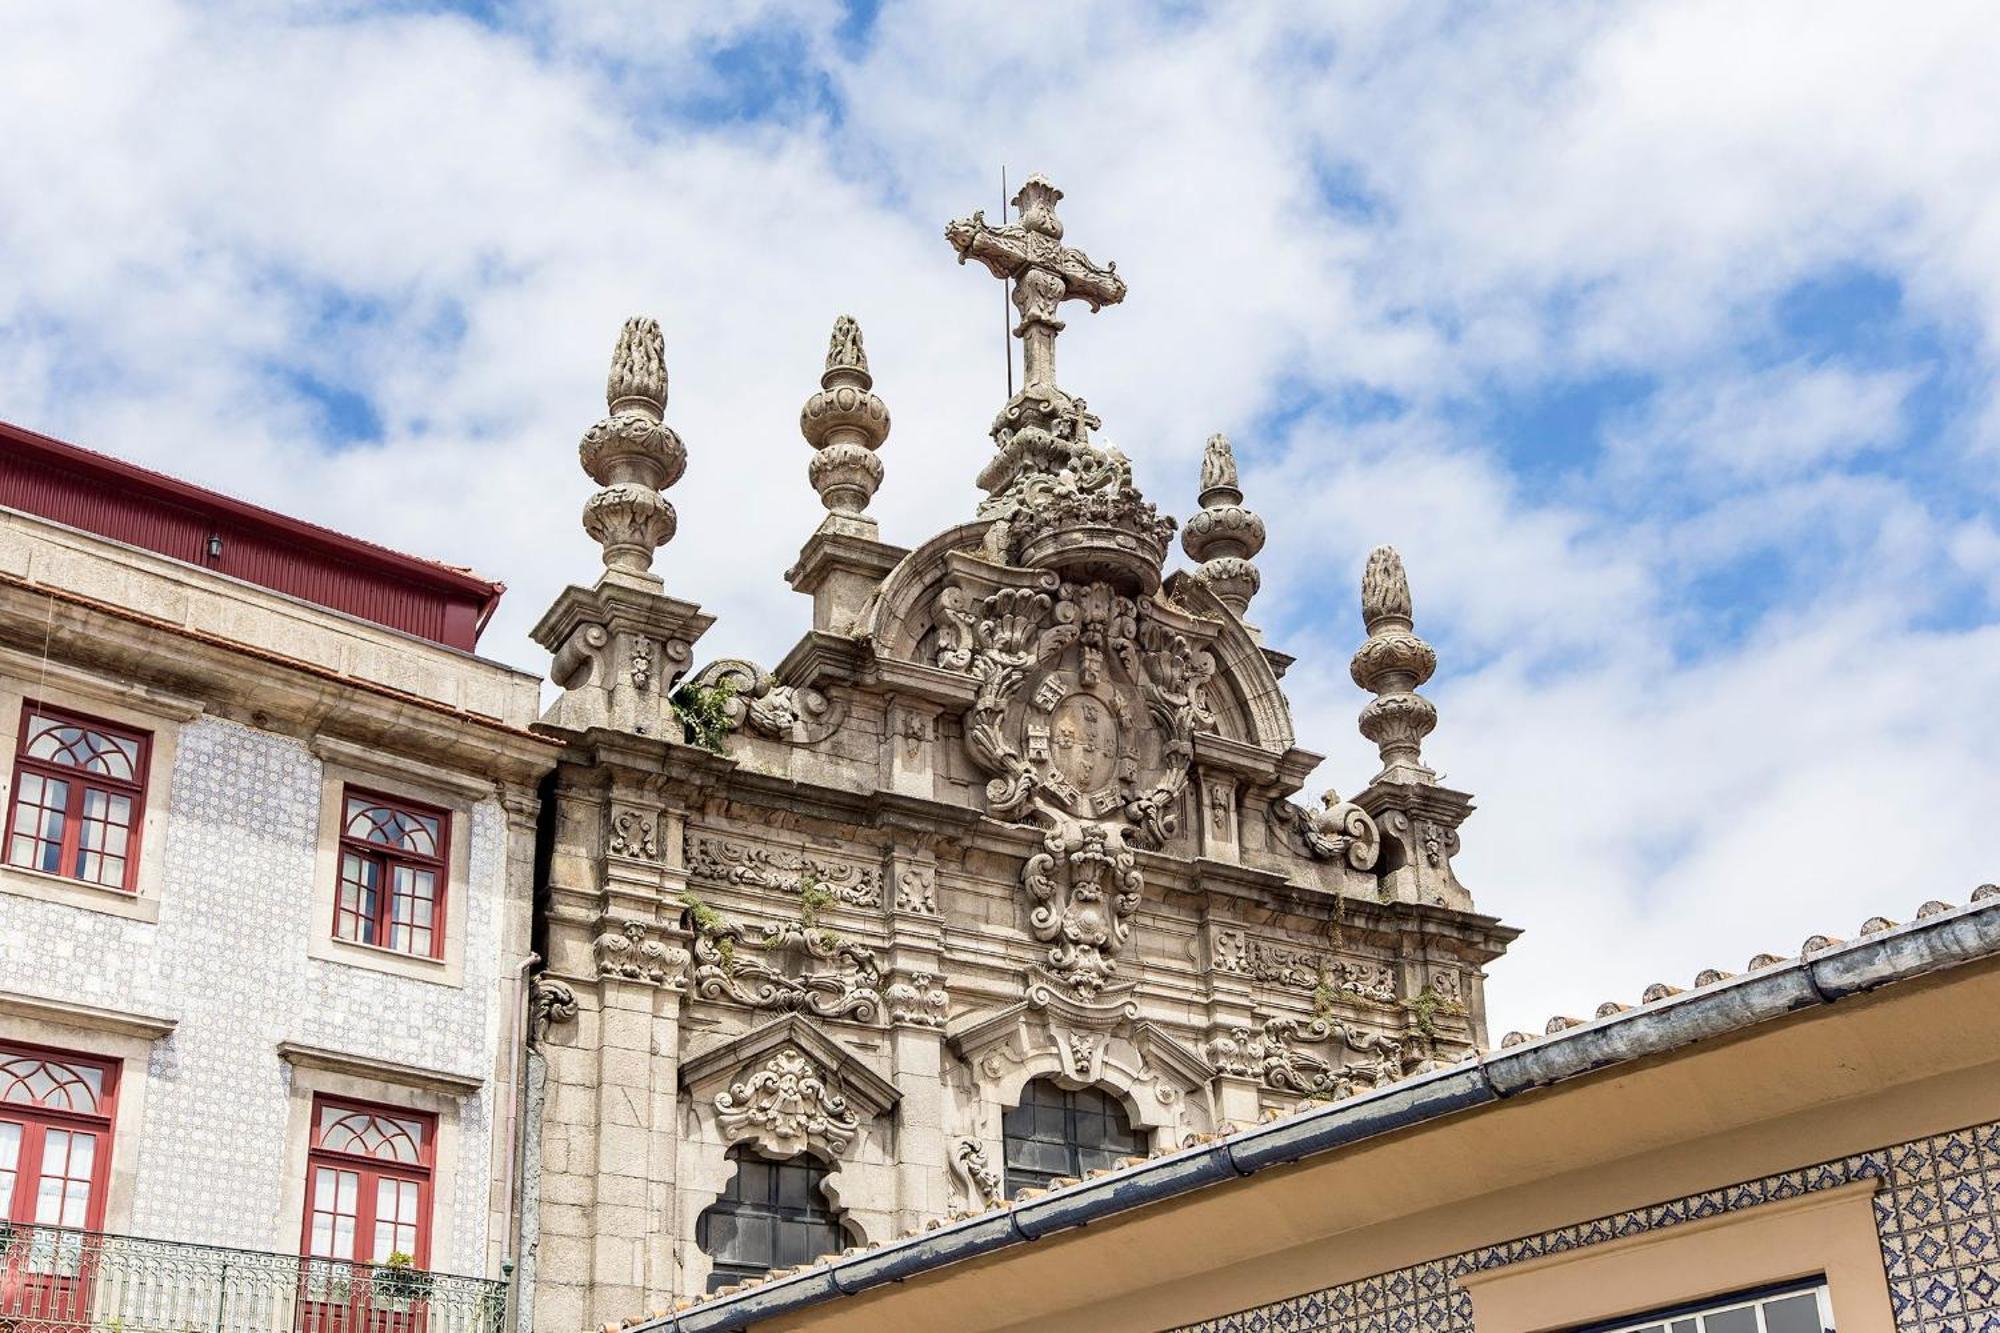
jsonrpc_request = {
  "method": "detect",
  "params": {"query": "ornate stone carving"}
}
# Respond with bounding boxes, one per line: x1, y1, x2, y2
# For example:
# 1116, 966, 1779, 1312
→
893, 865, 938, 915
577, 317, 688, 583
1379, 809, 1459, 876
683, 659, 844, 744
946, 178, 1176, 594
1208, 928, 1397, 1004
688, 834, 881, 907
1212, 927, 1249, 975
947, 175, 1125, 401
938, 571, 1217, 997
1181, 433, 1266, 619
1202, 1016, 1406, 1097
608, 810, 659, 861
592, 918, 690, 988
691, 918, 883, 1023
1351, 547, 1438, 784
1268, 790, 1382, 871
950, 1138, 1004, 1210
629, 637, 654, 691
714, 1047, 861, 1158
800, 315, 890, 523
885, 971, 949, 1028
528, 976, 577, 1042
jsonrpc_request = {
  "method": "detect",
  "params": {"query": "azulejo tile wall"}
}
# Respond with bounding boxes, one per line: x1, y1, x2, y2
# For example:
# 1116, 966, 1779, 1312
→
1173, 1118, 2000, 1333
0, 717, 503, 1276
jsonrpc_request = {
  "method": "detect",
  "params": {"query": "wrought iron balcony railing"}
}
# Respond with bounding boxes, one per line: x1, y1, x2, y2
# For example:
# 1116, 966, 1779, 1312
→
0, 1222, 508, 1333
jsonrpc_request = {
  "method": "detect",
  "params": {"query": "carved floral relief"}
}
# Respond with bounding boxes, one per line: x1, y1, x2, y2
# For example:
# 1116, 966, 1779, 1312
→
592, 918, 690, 988
1202, 1016, 1407, 1098
691, 919, 883, 1023
688, 834, 881, 907
714, 1047, 861, 1158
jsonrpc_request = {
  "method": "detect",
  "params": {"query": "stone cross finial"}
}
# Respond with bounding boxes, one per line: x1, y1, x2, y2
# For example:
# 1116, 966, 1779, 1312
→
946, 175, 1127, 394
800, 314, 890, 531
577, 316, 687, 586
1181, 433, 1266, 619
1350, 546, 1438, 784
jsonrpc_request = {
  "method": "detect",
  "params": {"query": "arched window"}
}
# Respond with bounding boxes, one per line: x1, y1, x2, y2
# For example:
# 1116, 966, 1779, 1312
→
696, 1149, 850, 1292
0, 1042, 118, 1232
301, 1097, 433, 1268
1002, 1080, 1142, 1198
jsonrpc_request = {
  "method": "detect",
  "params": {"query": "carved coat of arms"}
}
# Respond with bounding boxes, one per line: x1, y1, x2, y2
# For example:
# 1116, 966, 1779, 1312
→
936, 559, 1219, 997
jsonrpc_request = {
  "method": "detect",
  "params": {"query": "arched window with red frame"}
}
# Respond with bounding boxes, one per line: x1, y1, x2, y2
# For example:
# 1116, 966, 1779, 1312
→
0, 1042, 119, 1329
5, 702, 150, 893
0, 1042, 118, 1233
301, 1097, 434, 1270
334, 789, 449, 960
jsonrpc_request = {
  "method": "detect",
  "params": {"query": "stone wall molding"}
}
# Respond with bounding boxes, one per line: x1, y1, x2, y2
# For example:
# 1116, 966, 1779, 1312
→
275, 1040, 484, 1097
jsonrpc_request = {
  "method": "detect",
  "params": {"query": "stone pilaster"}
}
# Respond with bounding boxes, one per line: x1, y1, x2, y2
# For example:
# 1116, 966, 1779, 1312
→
787, 530, 904, 635
1196, 771, 1240, 861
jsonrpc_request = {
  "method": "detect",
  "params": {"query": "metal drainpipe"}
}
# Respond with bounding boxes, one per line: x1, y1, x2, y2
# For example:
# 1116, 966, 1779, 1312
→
496, 951, 539, 1330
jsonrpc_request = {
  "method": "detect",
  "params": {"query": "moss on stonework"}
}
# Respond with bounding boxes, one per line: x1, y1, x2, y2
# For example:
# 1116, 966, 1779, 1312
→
1401, 986, 1464, 1041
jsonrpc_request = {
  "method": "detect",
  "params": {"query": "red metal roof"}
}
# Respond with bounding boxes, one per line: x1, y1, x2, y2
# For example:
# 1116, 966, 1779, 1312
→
0, 419, 504, 651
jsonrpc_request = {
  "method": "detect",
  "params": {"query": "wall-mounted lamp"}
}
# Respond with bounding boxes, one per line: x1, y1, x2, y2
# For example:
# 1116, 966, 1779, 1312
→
206, 534, 223, 559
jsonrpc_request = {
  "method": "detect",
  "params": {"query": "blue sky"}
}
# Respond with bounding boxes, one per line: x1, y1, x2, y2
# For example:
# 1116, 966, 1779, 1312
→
3, 1, 1997, 1031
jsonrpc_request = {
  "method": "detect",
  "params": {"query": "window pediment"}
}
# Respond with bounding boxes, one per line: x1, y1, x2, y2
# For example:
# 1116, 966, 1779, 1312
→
681, 1015, 899, 1159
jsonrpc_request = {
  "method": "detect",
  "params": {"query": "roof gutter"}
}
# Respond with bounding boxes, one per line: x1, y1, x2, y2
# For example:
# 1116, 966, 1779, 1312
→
635, 895, 2000, 1333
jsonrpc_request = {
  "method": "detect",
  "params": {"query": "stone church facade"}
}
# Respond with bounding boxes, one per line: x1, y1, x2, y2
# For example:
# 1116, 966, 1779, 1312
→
523, 177, 1517, 1331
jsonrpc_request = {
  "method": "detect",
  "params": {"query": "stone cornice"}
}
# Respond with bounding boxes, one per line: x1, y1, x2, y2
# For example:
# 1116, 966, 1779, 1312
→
774, 630, 871, 690
785, 530, 908, 596
276, 1040, 484, 1096
0, 989, 177, 1041
0, 572, 561, 782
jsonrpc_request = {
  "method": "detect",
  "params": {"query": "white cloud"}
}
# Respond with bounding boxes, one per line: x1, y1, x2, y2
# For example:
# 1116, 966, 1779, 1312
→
0, 1, 1995, 1036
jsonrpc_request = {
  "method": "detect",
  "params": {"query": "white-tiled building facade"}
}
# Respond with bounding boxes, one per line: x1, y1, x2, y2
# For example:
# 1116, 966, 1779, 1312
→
0, 487, 556, 1331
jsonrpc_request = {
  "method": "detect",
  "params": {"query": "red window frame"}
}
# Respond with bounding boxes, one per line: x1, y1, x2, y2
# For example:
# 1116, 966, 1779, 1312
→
0, 1040, 120, 1232
333, 787, 450, 960
4, 701, 151, 894
300, 1096, 435, 1270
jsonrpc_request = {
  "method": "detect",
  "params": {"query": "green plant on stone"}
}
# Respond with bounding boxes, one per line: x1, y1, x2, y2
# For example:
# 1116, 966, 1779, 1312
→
796, 873, 839, 939
1400, 985, 1463, 1041
678, 889, 736, 971
669, 680, 737, 754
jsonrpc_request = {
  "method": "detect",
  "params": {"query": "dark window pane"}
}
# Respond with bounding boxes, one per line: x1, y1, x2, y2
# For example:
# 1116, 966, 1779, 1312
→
736, 1159, 771, 1202
1002, 1079, 1144, 1200
698, 1149, 847, 1291
1759, 1295, 1823, 1333
736, 1214, 774, 1266
1702, 1311, 1757, 1333
776, 1163, 814, 1209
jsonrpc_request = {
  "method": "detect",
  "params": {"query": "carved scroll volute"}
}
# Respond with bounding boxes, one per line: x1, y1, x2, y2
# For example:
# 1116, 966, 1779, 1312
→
550, 622, 609, 690
1269, 790, 1382, 873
